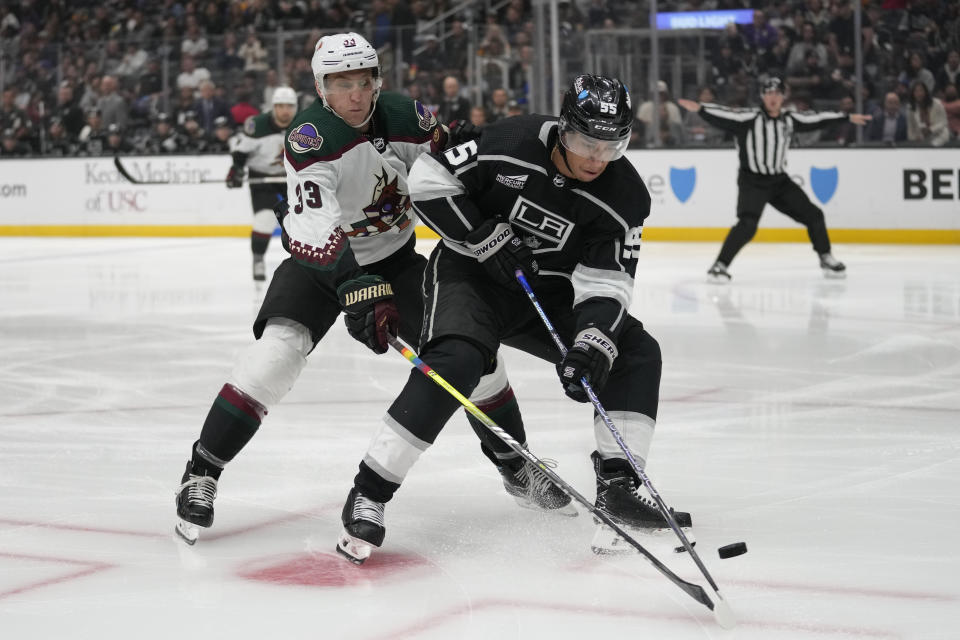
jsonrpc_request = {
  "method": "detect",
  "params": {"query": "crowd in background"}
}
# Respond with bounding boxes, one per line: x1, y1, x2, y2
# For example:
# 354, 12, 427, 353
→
1, 0, 959, 158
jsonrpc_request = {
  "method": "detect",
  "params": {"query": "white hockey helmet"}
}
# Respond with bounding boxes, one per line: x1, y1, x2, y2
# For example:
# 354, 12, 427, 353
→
271, 86, 298, 106
311, 32, 381, 124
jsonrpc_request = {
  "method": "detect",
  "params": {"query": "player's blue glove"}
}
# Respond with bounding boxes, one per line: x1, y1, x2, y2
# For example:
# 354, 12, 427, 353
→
337, 275, 399, 354
465, 219, 538, 291
557, 329, 617, 402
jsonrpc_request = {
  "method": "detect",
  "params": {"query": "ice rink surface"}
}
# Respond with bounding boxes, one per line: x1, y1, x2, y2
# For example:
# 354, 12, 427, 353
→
1, 237, 958, 639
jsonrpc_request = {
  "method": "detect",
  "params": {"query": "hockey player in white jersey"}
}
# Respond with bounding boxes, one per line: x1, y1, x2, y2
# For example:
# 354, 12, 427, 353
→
174, 33, 567, 546
227, 86, 298, 281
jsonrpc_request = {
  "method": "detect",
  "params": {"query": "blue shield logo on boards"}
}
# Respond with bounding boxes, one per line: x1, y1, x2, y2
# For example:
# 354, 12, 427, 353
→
669, 167, 696, 203
810, 166, 838, 204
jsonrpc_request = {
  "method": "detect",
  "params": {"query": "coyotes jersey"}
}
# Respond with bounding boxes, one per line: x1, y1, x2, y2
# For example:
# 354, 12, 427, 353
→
233, 112, 287, 176
408, 114, 650, 339
282, 92, 440, 289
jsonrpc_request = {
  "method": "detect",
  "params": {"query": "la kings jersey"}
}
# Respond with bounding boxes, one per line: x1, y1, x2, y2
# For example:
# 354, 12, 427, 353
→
233, 113, 287, 176
408, 114, 650, 340
282, 92, 440, 288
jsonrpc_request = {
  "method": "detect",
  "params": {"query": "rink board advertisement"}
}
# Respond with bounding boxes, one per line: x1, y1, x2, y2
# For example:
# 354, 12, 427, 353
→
0, 149, 958, 240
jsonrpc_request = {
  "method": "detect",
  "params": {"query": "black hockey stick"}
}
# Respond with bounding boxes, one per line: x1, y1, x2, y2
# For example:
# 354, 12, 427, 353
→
387, 334, 730, 625
515, 269, 735, 628
113, 156, 285, 185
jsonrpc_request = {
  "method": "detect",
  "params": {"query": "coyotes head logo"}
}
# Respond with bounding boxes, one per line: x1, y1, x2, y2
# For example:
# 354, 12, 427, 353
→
347, 170, 413, 237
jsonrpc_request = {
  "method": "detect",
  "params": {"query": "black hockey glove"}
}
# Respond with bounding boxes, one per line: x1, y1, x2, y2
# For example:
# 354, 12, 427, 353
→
226, 164, 244, 188
447, 119, 482, 147
464, 219, 538, 291
273, 197, 291, 253
557, 329, 618, 402
337, 275, 399, 354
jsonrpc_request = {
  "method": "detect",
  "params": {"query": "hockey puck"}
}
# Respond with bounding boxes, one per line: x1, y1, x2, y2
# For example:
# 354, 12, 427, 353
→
718, 542, 747, 559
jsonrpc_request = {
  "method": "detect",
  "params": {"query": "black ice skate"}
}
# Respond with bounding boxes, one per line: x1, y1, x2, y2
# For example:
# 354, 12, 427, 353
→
498, 457, 577, 517
707, 261, 732, 283
252, 255, 266, 281
174, 461, 218, 545
336, 487, 386, 565
819, 253, 846, 279
590, 451, 694, 555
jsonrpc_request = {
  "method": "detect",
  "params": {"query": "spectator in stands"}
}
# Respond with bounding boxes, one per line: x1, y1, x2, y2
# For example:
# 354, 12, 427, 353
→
506, 99, 525, 117
0, 128, 30, 157
684, 86, 728, 146
177, 55, 212, 94
239, 28, 269, 73
804, 0, 830, 36
78, 109, 105, 156
44, 117, 75, 157
215, 31, 246, 72
179, 110, 210, 153
935, 50, 960, 92
116, 41, 149, 79
97, 75, 128, 130
759, 33, 792, 76
487, 87, 511, 123
867, 91, 908, 143
469, 105, 488, 127
437, 75, 471, 125
906, 79, 950, 146
145, 112, 180, 154
104, 123, 132, 155
54, 82, 85, 138
231, 80, 260, 125
941, 83, 960, 142
899, 52, 936, 94
788, 23, 828, 74
637, 80, 683, 146
742, 9, 780, 55
182, 17, 209, 59
444, 19, 470, 78
173, 86, 198, 127
820, 93, 859, 145
827, 0, 858, 59
262, 69, 280, 111
207, 115, 235, 153
478, 23, 511, 59
788, 48, 831, 100
710, 40, 746, 100
194, 80, 230, 134
412, 34, 445, 81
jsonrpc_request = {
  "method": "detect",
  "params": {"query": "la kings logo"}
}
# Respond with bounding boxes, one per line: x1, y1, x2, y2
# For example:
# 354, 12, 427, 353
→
508, 196, 572, 252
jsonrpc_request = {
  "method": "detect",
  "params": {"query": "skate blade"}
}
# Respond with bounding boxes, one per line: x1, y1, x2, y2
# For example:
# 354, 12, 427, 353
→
336, 529, 377, 565
513, 495, 579, 517
822, 268, 846, 279
175, 519, 200, 545
591, 522, 695, 555
707, 275, 731, 285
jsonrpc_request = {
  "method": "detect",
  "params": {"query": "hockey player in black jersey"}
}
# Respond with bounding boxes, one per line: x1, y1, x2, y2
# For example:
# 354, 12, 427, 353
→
173, 33, 559, 546
678, 77, 872, 282
337, 74, 693, 564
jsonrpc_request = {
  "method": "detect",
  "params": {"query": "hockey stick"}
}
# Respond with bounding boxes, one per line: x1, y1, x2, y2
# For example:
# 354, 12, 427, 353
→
113, 156, 285, 185
387, 334, 731, 625
514, 269, 735, 628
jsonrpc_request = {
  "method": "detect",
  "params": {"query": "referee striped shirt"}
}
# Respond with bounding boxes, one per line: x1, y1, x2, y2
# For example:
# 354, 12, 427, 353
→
697, 103, 848, 176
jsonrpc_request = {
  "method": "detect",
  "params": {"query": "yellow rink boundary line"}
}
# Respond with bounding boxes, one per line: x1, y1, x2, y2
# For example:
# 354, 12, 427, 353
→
0, 225, 958, 244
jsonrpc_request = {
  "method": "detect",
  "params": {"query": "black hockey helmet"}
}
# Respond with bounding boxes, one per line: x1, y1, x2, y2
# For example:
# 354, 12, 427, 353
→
760, 76, 785, 97
558, 74, 632, 161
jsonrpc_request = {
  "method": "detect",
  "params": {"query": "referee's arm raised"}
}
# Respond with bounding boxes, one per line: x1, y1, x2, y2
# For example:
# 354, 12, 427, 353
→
678, 99, 755, 133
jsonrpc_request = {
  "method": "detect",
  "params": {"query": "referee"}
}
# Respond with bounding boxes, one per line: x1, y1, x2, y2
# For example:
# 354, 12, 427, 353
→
678, 78, 871, 282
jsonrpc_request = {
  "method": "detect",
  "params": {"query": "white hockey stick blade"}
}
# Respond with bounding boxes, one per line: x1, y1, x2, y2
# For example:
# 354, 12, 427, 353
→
712, 593, 737, 629
336, 529, 375, 565
175, 519, 200, 545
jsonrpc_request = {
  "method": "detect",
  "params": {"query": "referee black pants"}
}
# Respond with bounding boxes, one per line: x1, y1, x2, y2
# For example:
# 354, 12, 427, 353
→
716, 171, 832, 266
